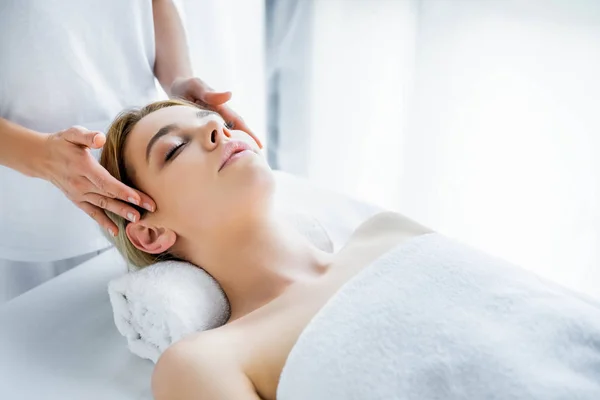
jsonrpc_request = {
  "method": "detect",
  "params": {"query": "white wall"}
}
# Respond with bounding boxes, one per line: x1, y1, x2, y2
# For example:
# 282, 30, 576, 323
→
273, 0, 600, 297
404, 0, 600, 294
306, 0, 419, 210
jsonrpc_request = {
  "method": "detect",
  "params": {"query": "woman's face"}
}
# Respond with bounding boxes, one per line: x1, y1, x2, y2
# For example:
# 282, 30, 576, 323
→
123, 105, 272, 255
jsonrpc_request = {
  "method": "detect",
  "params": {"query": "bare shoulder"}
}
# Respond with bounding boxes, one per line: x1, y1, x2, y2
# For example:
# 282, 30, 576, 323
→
152, 329, 260, 400
350, 211, 433, 243
326, 211, 434, 278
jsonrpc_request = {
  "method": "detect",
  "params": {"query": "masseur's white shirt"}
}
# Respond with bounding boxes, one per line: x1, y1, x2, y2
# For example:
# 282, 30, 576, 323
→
0, 0, 160, 261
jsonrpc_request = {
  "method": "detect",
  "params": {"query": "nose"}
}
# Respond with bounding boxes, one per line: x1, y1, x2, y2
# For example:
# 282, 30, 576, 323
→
199, 119, 226, 151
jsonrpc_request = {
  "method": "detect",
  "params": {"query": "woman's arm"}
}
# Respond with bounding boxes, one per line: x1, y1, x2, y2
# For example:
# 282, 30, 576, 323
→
0, 117, 48, 177
153, 338, 261, 400
0, 118, 153, 234
152, 0, 193, 95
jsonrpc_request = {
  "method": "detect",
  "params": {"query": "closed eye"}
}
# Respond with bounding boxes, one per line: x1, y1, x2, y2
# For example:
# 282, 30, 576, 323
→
164, 141, 188, 162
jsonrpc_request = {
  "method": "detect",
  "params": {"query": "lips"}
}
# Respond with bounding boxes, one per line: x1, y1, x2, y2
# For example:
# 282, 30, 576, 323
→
219, 140, 254, 171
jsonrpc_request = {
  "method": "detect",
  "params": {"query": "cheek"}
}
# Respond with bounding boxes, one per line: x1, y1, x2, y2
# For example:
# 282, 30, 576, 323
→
191, 160, 274, 234
171, 178, 216, 230
155, 148, 274, 235
149, 165, 215, 231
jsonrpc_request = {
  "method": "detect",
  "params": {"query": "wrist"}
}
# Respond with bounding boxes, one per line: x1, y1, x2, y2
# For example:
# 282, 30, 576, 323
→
166, 75, 193, 98
0, 118, 50, 179
22, 130, 50, 179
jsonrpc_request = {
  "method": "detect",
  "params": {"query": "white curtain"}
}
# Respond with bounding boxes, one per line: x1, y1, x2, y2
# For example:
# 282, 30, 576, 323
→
179, 0, 267, 144
270, 0, 600, 297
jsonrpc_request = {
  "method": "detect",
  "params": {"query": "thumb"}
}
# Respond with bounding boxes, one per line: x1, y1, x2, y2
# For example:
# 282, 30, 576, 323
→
200, 91, 232, 106
91, 133, 106, 148
64, 127, 105, 149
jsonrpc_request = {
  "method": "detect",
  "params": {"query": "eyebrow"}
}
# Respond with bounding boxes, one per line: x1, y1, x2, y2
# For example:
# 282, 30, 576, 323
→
146, 123, 180, 162
196, 110, 217, 120
145, 110, 219, 163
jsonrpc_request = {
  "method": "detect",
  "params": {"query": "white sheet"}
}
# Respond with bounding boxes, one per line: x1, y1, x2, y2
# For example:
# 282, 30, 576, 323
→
278, 233, 600, 399
0, 172, 380, 399
0, 249, 152, 400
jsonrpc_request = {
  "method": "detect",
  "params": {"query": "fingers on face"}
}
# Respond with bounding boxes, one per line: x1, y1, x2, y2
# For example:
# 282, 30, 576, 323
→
78, 202, 118, 237
83, 193, 140, 224
135, 191, 156, 212
191, 92, 259, 144
217, 106, 263, 148
84, 162, 134, 202
186, 85, 258, 145
82, 157, 156, 211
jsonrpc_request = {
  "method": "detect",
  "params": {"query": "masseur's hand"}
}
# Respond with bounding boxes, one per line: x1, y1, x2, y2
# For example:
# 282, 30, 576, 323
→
39, 126, 155, 236
169, 77, 263, 148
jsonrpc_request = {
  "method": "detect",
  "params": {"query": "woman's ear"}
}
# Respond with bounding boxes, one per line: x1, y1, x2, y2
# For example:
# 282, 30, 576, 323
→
125, 222, 176, 254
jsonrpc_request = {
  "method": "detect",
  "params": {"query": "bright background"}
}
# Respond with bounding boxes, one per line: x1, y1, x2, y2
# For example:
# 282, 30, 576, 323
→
180, 0, 600, 298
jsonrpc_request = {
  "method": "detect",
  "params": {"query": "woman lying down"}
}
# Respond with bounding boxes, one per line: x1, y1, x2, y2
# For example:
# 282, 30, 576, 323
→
100, 99, 600, 400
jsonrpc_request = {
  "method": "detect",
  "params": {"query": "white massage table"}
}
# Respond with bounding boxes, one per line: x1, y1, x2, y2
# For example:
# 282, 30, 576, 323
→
0, 172, 381, 399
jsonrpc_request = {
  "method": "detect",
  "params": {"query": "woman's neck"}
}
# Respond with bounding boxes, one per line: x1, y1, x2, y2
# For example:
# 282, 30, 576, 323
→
186, 215, 333, 319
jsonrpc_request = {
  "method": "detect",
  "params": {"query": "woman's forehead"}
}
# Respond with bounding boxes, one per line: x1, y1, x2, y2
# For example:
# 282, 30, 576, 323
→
132, 106, 199, 141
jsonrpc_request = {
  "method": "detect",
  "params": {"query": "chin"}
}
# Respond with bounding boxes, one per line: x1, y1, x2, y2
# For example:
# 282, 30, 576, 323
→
242, 156, 275, 200
224, 154, 275, 213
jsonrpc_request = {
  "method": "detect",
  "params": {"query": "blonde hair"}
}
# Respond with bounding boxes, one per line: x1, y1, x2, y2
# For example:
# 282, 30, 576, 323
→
100, 99, 201, 269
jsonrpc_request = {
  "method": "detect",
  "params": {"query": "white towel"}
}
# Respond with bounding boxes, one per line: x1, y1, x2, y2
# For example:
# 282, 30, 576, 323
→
108, 262, 228, 363
108, 212, 334, 362
278, 233, 600, 400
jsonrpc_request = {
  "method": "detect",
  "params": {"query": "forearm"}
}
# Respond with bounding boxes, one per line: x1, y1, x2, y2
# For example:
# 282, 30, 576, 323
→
0, 118, 47, 178
152, 0, 193, 95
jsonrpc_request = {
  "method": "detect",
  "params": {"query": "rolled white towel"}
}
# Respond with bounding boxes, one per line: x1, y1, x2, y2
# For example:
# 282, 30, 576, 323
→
108, 212, 333, 362
108, 262, 228, 363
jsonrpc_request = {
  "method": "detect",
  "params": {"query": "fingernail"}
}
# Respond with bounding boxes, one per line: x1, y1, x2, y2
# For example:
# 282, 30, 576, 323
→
127, 213, 136, 222
128, 197, 139, 205
143, 202, 154, 212
93, 133, 106, 147
108, 228, 115, 237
